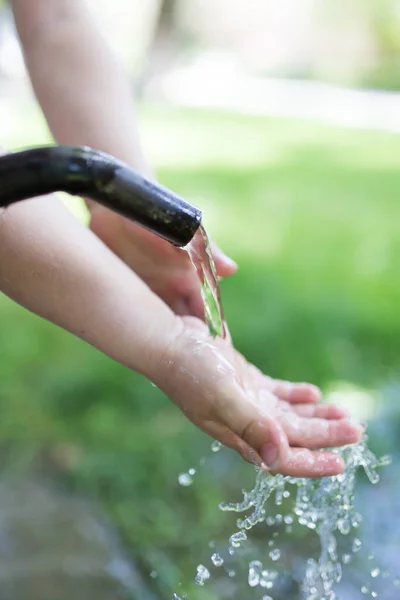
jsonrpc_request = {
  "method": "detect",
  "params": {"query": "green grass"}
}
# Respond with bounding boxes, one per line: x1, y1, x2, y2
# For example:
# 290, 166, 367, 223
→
1, 101, 400, 596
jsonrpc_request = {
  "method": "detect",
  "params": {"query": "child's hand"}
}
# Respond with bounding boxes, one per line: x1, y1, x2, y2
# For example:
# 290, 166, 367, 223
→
90, 207, 237, 319
154, 317, 363, 478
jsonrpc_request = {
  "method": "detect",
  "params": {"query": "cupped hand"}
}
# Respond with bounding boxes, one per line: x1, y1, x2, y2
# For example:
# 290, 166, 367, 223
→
90, 207, 236, 318
155, 317, 363, 478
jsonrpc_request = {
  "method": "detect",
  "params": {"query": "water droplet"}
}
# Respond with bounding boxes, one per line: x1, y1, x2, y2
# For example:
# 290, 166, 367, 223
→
284, 515, 293, 524
268, 540, 274, 547
352, 538, 362, 553
150, 570, 158, 578
172, 594, 182, 600
266, 516, 275, 526
188, 468, 196, 476
363, 463, 380, 484
228, 570, 236, 578
211, 441, 221, 452
342, 554, 351, 564
394, 577, 400, 586
368, 554, 375, 561
283, 490, 290, 498
211, 553, 224, 567
338, 517, 351, 535
229, 530, 247, 549
260, 569, 277, 589
194, 564, 210, 586
371, 592, 378, 599
262, 596, 273, 600
371, 568, 380, 578
178, 473, 193, 487
269, 549, 281, 562
208, 540, 216, 549
248, 560, 262, 587
351, 512, 363, 528
378, 454, 392, 466
361, 584, 370, 594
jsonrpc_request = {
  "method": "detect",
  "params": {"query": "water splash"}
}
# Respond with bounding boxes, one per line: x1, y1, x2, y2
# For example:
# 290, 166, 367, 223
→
211, 440, 222, 453
186, 226, 227, 339
218, 438, 391, 598
194, 564, 210, 586
211, 552, 224, 567
178, 473, 193, 487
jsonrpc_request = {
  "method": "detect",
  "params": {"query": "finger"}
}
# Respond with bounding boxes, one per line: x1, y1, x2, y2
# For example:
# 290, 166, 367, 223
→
202, 421, 260, 466
210, 242, 238, 277
279, 413, 363, 449
293, 403, 350, 420
219, 384, 290, 470
266, 378, 321, 404
239, 414, 290, 471
267, 448, 345, 478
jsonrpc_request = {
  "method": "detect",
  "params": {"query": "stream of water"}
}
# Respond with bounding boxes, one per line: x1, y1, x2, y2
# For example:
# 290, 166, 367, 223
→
181, 228, 393, 599
186, 225, 228, 340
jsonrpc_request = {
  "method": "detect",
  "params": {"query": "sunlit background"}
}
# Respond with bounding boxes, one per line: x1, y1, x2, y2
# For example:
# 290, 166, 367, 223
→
0, 1, 400, 598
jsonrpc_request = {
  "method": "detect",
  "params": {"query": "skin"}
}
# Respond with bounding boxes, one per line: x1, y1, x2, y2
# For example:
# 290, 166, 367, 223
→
2, 1, 364, 475
0, 197, 363, 478
156, 317, 363, 477
11, 0, 237, 318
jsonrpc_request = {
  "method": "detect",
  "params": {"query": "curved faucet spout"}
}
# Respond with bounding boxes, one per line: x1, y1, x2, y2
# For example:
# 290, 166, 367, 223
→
0, 145, 202, 247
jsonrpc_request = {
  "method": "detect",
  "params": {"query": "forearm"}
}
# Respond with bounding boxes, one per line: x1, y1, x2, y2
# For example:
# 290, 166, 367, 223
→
0, 196, 178, 378
12, 0, 152, 177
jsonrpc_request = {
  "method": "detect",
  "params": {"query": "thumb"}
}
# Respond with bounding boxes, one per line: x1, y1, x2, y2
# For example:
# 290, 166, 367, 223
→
223, 387, 290, 471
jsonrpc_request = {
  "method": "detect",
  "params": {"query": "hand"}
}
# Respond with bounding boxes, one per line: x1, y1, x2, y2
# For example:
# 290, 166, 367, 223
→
90, 206, 237, 318
154, 317, 363, 478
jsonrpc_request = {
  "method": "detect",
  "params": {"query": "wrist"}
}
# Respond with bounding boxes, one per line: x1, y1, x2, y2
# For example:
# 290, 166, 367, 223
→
142, 314, 186, 386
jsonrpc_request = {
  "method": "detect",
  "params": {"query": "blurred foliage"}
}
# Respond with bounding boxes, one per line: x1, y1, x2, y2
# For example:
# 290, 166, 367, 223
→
359, 0, 400, 89
1, 105, 400, 596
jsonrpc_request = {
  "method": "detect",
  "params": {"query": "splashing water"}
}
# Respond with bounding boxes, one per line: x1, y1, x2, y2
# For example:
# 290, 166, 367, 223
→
186, 225, 228, 339
181, 226, 394, 597
178, 472, 194, 487
194, 564, 211, 586
211, 552, 224, 567
219, 439, 391, 598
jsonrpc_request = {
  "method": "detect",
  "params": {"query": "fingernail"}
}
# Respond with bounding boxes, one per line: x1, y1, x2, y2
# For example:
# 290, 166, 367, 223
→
222, 254, 238, 269
261, 443, 279, 469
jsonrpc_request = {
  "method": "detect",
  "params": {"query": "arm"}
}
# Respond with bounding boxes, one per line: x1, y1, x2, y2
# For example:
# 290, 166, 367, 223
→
11, 0, 151, 178
0, 195, 177, 378
11, 0, 237, 318
0, 196, 362, 477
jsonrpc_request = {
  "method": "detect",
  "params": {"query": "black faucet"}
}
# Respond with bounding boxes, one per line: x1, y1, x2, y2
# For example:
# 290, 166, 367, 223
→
0, 145, 202, 247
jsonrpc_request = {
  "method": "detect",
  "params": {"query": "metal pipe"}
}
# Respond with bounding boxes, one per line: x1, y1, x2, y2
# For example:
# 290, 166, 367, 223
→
0, 145, 202, 247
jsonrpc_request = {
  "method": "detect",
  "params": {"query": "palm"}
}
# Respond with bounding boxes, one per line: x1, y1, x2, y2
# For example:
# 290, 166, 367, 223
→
90, 208, 235, 318
159, 318, 362, 478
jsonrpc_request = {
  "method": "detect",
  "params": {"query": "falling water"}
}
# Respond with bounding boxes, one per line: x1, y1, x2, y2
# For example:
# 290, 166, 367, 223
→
186, 225, 227, 339
179, 227, 394, 598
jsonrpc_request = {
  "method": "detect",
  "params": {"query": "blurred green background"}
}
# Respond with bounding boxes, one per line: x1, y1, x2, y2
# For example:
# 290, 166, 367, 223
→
0, 1, 400, 599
